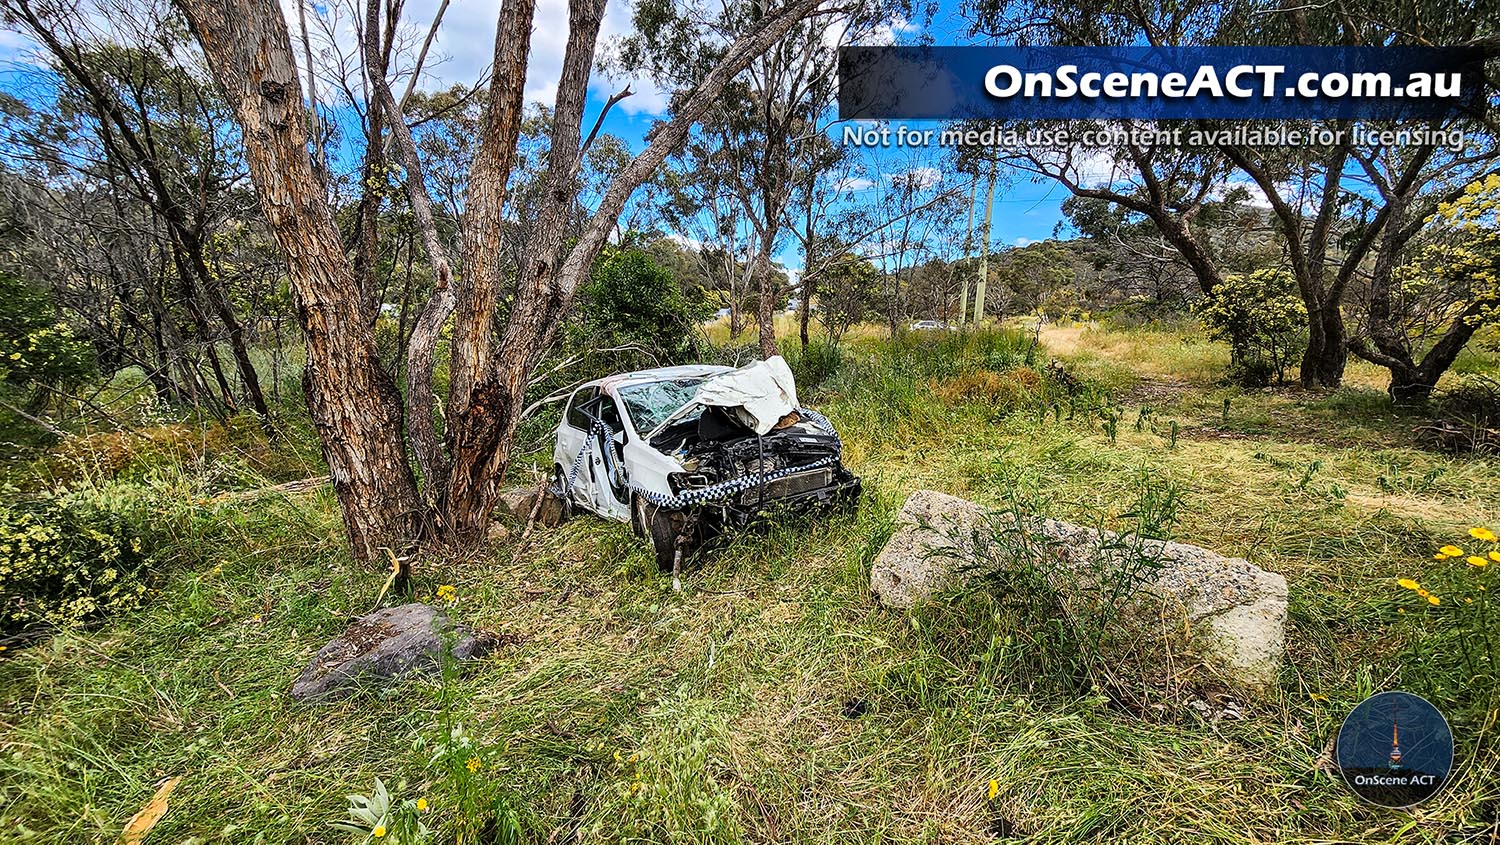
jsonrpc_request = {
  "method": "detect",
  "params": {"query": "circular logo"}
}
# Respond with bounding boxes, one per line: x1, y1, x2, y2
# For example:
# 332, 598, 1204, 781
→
1335, 691, 1453, 808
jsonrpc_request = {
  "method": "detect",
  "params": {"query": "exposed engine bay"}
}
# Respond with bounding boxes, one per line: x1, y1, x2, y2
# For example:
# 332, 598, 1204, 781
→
649, 406, 855, 517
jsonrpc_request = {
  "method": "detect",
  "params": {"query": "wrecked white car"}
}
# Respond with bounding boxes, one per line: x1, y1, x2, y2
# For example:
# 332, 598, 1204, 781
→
550, 356, 860, 571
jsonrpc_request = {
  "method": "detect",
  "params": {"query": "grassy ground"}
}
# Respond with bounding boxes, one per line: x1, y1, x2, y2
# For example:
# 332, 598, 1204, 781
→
2, 319, 1498, 843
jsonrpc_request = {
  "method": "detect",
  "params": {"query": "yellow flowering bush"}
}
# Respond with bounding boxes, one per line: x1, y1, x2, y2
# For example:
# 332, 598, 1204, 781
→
1402, 173, 1500, 329
1396, 525, 1499, 704
0, 487, 149, 633
0, 272, 92, 395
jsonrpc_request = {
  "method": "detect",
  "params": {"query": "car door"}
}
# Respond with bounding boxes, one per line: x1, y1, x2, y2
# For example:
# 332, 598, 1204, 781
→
575, 392, 632, 521
556, 386, 599, 510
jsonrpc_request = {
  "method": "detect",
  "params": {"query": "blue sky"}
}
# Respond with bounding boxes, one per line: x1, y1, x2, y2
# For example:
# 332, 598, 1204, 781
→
0, 0, 1076, 269
575, 2, 1076, 264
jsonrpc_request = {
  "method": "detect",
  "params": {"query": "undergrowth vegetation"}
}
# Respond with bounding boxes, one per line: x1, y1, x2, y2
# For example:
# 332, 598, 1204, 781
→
0, 320, 1498, 843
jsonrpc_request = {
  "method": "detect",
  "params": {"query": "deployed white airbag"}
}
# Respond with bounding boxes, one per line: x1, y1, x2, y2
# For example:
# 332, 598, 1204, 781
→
693, 355, 800, 435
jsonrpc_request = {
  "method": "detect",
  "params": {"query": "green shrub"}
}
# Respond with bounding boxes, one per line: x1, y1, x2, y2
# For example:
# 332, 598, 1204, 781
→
1199, 269, 1305, 386
0, 271, 93, 395
0, 486, 149, 633
577, 249, 711, 364
785, 339, 842, 392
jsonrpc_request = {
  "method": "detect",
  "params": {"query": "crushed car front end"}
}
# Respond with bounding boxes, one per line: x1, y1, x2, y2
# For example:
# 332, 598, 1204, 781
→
646, 405, 861, 528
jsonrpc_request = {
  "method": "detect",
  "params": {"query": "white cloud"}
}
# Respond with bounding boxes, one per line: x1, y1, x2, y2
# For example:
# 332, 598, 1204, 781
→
887, 166, 942, 189
282, 0, 669, 116
665, 232, 704, 251
1014, 237, 1035, 247
1211, 178, 1274, 209
833, 176, 875, 192
821, 13, 919, 50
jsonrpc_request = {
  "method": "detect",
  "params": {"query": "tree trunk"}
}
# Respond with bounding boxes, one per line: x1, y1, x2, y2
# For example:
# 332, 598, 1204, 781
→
799, 272, 814, 349
960, 179, 975, 327
755, 229, 780, 359
176, 0, 422, 561
1300, 298, 1347, 388
182, 229, 273, 422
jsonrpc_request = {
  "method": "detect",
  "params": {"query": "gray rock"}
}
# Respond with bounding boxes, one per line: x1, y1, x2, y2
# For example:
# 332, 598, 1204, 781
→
290, 603, 494, 702
870, 489, 1288, 693
493, 486, 565, 527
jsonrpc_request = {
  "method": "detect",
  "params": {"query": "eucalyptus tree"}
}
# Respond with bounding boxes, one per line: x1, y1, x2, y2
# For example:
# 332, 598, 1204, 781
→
0, 0, 272, 419
169, 0, 839, 557
622, 0, 911, 357
965, 0, 1500, 391
866, 151, 964, 335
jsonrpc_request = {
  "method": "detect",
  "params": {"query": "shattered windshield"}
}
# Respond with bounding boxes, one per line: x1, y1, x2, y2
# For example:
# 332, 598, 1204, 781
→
618, 378, 708, 434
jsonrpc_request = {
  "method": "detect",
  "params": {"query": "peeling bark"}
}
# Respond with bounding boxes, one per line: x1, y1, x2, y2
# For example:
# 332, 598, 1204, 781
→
176, 0, 422, 560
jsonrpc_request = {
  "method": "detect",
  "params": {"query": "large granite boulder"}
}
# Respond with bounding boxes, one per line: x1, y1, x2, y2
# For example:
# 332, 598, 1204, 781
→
291, 603, 495, 702
871, 490, 1288, 692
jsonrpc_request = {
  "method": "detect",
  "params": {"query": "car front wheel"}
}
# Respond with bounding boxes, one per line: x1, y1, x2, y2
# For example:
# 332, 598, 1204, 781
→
646, 506, 700, 571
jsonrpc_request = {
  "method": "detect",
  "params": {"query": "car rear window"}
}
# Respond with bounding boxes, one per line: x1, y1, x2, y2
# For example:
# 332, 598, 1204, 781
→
618, 378, 708, 434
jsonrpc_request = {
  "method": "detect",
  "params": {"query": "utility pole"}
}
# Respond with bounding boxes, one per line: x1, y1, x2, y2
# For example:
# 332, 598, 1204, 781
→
974, 166, 998, 325
959, 178, 975, 327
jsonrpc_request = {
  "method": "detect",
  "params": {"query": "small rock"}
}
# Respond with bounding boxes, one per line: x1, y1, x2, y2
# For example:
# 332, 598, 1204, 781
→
290, 603, 494, 702
494, 486, 565, 527
495, 487, 534, 519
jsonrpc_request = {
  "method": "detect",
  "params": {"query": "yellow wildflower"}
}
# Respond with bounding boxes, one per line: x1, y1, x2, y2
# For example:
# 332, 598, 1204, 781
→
1468, 556, 1489, 568
988, 779, 1000, 800
466, 756, 482, 773
1440, 545, 1465, 557
373, 825, 387, 838
1418, 589, 1430, 598
1428, 594, 1441, 605
436, 584, 458, 603
1490, 551, 1500, 563
1397, 578, 1419, 590
1469, 527, 1496, 543
416, 798, 428, 811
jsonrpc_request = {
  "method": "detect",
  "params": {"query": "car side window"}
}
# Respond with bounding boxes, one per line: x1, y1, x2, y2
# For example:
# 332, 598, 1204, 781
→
564, 387, 599, 430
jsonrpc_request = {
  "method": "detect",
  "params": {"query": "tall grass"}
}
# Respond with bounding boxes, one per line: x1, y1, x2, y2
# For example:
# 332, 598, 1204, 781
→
1, 319, 1498, 842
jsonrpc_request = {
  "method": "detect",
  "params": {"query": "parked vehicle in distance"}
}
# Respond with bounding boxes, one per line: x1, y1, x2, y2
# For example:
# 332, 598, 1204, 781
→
550, 358, 860, 572
909, 319, 955, 331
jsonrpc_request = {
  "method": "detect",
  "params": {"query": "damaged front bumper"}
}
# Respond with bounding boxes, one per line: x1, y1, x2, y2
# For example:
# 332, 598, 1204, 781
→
677, 464, 862, 528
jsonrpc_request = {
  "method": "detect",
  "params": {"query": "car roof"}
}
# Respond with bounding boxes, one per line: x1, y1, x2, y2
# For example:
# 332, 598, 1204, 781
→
588, 364, 733, 392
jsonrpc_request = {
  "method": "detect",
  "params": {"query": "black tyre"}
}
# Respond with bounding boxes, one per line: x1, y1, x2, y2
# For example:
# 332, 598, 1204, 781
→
647, 507, 698, 571
548, 465, 573, 522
